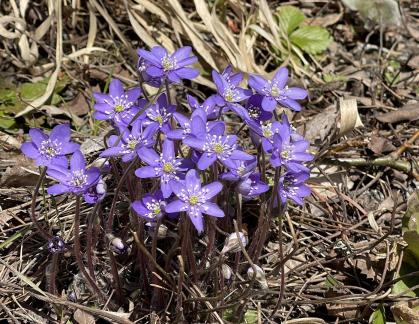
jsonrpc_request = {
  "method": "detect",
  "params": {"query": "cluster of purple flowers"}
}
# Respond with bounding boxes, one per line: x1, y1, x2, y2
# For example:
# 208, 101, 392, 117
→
21, 45, 312, 233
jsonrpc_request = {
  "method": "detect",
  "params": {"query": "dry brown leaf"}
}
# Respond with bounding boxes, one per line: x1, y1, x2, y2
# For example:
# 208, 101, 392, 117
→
68, 93, 90, 116
0, 156, 38, 187
391, 299, 419, 323
338, 98, 363, 136
167, 0, 218, 70
376, 103, 419, 123
0, 131, 21, 150
303, 106, 337, 143
306, 13, 342, 27
74, 309, 96, 324
368, 135, 396, 154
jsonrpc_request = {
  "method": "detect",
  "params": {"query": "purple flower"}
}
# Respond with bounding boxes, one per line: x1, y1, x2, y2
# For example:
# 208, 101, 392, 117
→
48, 236, 66, 254
165, 169, 224, 233
137, 46, 199, 83
167, 107, 223, 142
248, 120, 282, 153
248, 67, 307, 112
47, 150, 100, 195
132, 190, 166, 222
135, 139, 191, 198
270, 115, 313, 171
137, 57, 162, 88
140, 93, 175, 133
221, 158, 257, 182
244, 94, 273, 125
21, 124, 79, 167
93, 79, 143, 126
183, 122, 253, 170
83, 177, 107, 204
237, 173, 269, 199
277, 171, 311, 206
100, 119, 158, 162
212, 69, 252, 119
187, 94, 219, 120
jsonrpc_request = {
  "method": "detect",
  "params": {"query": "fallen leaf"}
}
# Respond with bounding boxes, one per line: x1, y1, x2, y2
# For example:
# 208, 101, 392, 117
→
68, 93, 90, 116
0, 156, 38, 187
74, 309, 96, 324
306, 13, 342, 27
368, 135, 396, 154
376, 103, 419, 123
391, 299, 419, 324
303, 106, 337, 144
338, 98, 363, 136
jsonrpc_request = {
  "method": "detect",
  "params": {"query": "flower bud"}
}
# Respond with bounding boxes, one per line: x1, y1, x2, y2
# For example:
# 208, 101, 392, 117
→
222, 264, 233, 280
146, 223, 168, 239
221, 231, 248, 254
68, 291, 77, 302
47, 236, 66, 254
110, 237, 127, 254
247, 264, 268, 289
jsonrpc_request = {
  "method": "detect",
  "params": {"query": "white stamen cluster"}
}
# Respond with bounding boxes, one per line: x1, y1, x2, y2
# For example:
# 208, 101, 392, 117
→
122, 134, 142, 153
155, 156, 181, 182
177, 185, 210, 217
203, 135, 235, 160
223, 87, 238, 102
106, 94, 134, 114
145, 198, 163, 219
40, 139, 61, 158
147, 106, 170, 126
261, 123, 274, 139
70, 170, 88, 188
248, 105, 261, 120
161, 55, 177, 71
264, 81, 287, 99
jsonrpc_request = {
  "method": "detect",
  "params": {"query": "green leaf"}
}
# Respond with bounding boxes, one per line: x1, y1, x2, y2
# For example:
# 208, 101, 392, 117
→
275, 5, 305, 35
325, 275, 343, 288
244, 309, 258, 324
0, 114, 16, 129
290, 25, 331, 54
369, 305, 386, 324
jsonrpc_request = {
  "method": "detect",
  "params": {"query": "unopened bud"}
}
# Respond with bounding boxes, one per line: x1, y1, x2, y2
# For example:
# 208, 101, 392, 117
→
68, 291, 77, 302
222, 264, 233, 280
146, 223, 168, 239
48, 236, 66, 254
221, 231, 248, 254
110, 237, 127, 254
247, 264, 268, 289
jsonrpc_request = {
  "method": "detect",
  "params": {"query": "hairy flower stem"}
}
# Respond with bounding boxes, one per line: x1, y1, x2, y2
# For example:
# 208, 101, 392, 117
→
151, 218, 163, 310
47, 253, 59, 295
73, 195, 107, 304
86, 202, 101, 280
30, 167, 51, 240
165, 78, 172, 105
106, 157, 139, 233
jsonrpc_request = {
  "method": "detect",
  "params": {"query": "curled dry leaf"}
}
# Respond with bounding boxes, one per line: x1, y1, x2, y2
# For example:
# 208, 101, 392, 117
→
338, 98, 363, 136
376, 103, 419, 123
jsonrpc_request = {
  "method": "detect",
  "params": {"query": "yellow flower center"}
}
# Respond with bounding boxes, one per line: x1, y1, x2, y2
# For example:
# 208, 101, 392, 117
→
280, 150, 290, 159
114, 104, 124, 113
152, 206, 161, 216
262, 128, 273, 139
224, 89, 234, 102
155, 115, 163, 124
127, 140, 138, 150
213, 143, 224, 154
162, 56, 175, 71
189, 195, 199, 205
163, 162, 173, 173
271, 86, 280, 97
